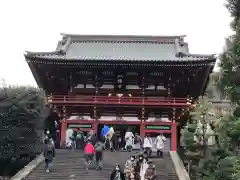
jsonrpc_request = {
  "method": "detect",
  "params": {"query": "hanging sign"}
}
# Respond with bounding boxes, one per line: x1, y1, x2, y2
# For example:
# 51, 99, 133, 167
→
145, 125, 171, 130
67, 124, 92, 129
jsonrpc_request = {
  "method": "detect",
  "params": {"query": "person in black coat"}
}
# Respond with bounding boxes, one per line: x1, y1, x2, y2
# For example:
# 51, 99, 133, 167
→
43, 138, 55, 172
91, 132, 97, 145
110, 164, 125, 180
135, 154, 145, 174
111, 133, 117, 151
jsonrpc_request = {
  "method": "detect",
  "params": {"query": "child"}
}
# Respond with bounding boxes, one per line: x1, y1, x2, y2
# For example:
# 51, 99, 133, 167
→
84, 140, 95, 170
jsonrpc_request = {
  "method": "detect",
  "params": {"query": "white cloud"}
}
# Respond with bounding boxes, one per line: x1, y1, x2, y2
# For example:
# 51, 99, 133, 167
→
0, 0, 232, 86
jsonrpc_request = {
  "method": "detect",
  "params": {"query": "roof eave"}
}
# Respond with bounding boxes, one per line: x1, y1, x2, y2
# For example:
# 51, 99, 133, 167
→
24, 56, 216, 64
24, 51, 63, 59
60, 33, 186, 42
188, 53, 216, 58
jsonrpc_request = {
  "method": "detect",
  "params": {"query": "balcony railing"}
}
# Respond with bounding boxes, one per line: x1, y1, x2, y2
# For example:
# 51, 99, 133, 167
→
47, 95, 192, 107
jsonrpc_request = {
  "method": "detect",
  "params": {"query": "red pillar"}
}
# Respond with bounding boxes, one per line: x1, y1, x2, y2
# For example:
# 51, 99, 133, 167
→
60, 120, 67, 148
92, 120, 98, 134
140, 120, 145, 138
171, 121, 177, 151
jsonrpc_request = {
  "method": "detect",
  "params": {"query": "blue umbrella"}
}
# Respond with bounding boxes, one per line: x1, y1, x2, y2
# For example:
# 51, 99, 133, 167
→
101, 125, 110, 137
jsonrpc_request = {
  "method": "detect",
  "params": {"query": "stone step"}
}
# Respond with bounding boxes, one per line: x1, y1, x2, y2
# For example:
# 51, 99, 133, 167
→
26, 150, 179, 180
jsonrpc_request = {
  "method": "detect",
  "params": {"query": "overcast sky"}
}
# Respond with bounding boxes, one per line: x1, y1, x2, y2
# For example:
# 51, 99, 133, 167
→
0, 0, 232, 87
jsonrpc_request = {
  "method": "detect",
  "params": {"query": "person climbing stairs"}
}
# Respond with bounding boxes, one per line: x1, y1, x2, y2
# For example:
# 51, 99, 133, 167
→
24, 150, 179, 180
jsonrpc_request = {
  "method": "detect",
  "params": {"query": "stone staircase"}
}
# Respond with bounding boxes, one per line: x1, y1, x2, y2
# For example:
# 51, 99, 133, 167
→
25, 149, 179, 180
153, 153, 179, 180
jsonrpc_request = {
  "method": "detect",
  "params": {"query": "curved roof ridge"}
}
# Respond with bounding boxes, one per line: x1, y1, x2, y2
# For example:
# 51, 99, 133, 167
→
60, 33, 186, 40
25, 51, 59, 55
24, 51, 63, 58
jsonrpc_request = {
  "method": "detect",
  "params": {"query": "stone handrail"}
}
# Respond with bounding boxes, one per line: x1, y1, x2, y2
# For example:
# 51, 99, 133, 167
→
169, 151, 191, 180
10, 153, 44, 180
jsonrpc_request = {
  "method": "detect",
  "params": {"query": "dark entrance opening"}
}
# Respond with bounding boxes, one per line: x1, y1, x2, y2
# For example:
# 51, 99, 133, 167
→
97, 124, 140, 139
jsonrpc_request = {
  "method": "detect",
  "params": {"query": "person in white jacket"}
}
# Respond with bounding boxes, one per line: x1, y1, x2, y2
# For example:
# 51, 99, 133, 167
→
143, 134, 153, 157
139, 157, 149, 180
125, 129, 134, 151
154, 133, 166, 157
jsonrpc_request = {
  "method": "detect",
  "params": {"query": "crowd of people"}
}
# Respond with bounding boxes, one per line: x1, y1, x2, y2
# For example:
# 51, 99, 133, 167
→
84, 138, 160, 180
67, 128, 137, 151
42, 129, 166, 179
110, 154, 158, 180
68, 128, 166, 153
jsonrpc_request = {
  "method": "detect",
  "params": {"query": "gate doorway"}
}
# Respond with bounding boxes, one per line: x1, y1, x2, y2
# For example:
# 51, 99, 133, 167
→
97, 124, 140, 138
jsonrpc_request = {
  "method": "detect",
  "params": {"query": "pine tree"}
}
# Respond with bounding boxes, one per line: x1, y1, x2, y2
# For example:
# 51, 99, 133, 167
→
218, 0, 240, 152
182, 120, 199, 178
182, 96, 217, 179
181, 0, 240, 174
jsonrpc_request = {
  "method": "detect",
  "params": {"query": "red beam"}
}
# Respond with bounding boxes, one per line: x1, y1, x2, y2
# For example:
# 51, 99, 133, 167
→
98, 120, 141, 125
48, 95, 191, 108
62, 104, 188, 108
65, 119, 141, 125
50, 95, 189, 102
64, 119, 175, 125
52, 95, 188, 100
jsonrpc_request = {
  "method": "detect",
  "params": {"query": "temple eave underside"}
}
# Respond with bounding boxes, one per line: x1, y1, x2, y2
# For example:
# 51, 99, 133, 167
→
28, 59, 214, 99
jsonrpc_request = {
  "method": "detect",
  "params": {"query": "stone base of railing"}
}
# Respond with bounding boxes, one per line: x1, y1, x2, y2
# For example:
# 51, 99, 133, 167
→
170, 151, 191, 180
10, 154, 44, 180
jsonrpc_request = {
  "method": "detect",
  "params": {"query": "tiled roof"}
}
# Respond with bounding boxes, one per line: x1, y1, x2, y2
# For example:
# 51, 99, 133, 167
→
25, 51, 214, 62
65, 41, 181, 61
25, 34, 216, 63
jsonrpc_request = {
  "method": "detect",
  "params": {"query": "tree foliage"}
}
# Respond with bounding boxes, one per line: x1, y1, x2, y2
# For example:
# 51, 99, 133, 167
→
181, 95, 240, 180
218, 0, 240, 151
218, 0, 240, 103
181, 0, 240, 179
0, 85, 48, 176
182, 97, 217, 179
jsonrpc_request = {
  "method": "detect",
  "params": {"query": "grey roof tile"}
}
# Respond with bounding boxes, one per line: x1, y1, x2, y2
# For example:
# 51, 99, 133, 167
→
66, 41, 177, 61
24, 34, 216, 63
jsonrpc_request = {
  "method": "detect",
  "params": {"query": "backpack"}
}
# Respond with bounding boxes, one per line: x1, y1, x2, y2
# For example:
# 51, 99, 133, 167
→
76, 133, 82, 139
134, 136, 138, 144
72, 131, 77, 138
118, 137, 122, 143
95, 142, 104, 152
47, 143, 53, 152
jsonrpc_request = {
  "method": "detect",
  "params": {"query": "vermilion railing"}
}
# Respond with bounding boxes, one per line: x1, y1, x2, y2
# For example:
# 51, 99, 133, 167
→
47, 95, 192, 107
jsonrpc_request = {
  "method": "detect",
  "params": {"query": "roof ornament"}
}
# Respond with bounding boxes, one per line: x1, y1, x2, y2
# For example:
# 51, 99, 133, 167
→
117, 75, 123, 89
179, 36, 185, 47
24, 51, 35, 58
23, 51, 28, 56
57, 35, 69, 55
175, 37, 186, 57
61, 36, 67, 46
